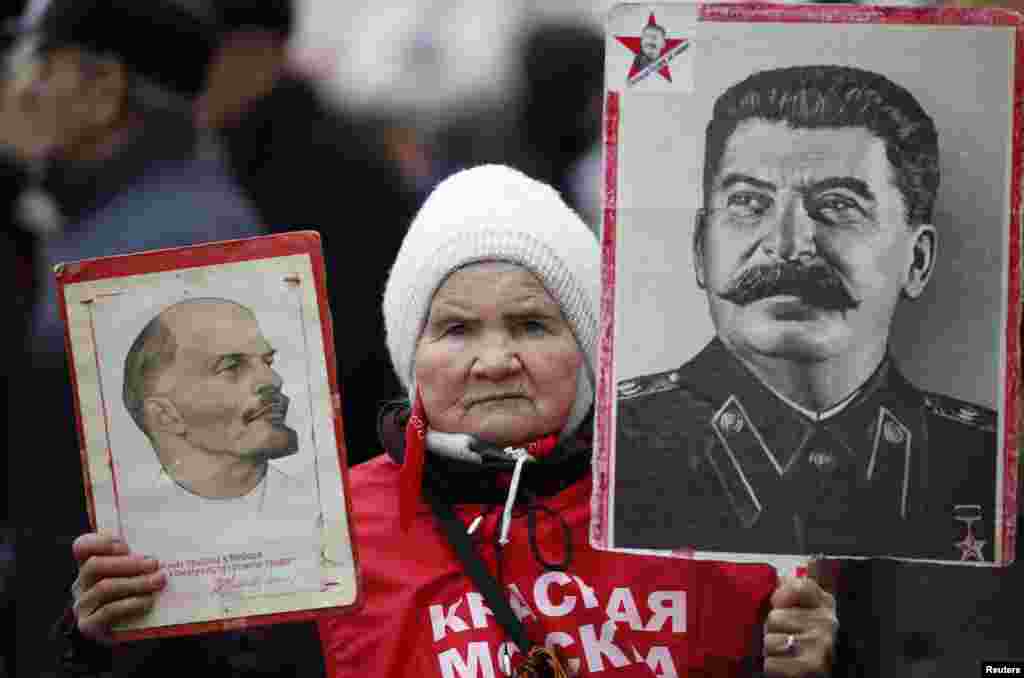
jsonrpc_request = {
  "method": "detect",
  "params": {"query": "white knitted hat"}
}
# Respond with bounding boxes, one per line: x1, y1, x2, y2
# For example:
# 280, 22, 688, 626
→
382, 164, 601, 439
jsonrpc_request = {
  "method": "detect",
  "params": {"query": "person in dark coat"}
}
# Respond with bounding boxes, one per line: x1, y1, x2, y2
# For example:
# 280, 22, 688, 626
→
1, 2, 263, 675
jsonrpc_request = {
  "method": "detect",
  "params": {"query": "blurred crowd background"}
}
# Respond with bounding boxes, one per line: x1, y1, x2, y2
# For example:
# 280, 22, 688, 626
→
1, 0, 1019, 676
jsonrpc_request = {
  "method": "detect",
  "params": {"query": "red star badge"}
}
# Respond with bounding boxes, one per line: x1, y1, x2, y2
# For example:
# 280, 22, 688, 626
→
615, 13, 688, 83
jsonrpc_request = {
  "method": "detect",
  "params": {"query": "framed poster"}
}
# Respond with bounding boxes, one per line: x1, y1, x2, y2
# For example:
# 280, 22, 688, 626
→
58, 232, 360, 639
592, 3, 1021, 566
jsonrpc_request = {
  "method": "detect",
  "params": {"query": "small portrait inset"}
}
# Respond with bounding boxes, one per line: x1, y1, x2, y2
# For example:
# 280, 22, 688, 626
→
614, 12, 691, 87
597, 5, 1019, 565
635, 21, 666, 72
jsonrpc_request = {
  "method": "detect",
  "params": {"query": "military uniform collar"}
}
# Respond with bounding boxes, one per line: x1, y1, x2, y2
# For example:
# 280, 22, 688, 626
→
760, 376, 863, 422
680, 337, 921, 410
677, 339, 924, 491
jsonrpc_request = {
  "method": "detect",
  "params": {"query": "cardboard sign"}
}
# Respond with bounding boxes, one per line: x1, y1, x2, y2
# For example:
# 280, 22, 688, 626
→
58, 232, 360, 639
592, 4, 1020, 566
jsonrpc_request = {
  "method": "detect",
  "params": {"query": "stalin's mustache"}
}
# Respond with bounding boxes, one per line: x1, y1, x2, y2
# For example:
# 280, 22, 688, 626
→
718, 262, 860, 312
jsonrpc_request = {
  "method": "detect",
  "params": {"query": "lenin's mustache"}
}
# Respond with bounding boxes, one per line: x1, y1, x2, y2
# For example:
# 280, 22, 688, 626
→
243, 389, 290, 424
718, 262, 860, 312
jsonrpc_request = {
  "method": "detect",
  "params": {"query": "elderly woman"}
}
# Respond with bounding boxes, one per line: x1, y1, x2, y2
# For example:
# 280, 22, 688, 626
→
65, 166, 837, 677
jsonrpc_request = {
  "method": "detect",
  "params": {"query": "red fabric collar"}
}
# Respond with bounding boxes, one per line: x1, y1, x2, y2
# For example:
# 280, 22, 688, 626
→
399, 391, 429, 531
398, 391, 559, 531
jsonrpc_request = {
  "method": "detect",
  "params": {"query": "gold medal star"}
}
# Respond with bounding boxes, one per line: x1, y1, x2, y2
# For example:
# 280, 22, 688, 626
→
954, 531, 986, 561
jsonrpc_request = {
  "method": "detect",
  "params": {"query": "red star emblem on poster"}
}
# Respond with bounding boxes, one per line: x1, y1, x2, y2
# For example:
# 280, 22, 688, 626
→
615, 12, 688, 83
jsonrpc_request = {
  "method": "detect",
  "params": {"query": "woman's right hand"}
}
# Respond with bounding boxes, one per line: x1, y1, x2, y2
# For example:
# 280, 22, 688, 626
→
71, 533, 167, 644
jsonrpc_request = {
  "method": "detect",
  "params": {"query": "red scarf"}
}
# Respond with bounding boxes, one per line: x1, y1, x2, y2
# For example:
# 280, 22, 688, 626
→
399, 391, 429, 531
398, 390, 559, 530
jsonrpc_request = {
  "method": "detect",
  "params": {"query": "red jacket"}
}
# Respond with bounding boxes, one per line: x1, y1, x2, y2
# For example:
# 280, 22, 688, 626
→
318, 451, 776, 677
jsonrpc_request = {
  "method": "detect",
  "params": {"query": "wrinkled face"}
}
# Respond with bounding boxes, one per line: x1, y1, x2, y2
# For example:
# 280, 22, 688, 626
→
698, 119, 934, 364
153, 301, 298, 461
414, 263, 582, 447
641, 27, 666, 61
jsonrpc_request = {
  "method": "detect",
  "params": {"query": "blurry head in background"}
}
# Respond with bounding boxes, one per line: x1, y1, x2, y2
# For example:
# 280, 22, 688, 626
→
0, 2, 26, 142
0, 0, 216, 165
518, 22, 604, 193
197, 0, 294, 129
696, 65, 938, 379
0, 3, 25, 53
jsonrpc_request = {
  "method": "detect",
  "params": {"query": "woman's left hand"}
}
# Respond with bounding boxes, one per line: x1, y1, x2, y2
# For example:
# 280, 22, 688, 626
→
763, 575, 838, 677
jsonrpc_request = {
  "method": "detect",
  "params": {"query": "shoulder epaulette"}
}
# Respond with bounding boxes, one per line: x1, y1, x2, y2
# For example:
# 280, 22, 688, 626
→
617, 368, 684, 400
923, 392, 997, 432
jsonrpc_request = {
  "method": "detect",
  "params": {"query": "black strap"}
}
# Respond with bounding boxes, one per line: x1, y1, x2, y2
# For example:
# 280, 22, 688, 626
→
422, 465, 534, 654
52, 604, 113, 676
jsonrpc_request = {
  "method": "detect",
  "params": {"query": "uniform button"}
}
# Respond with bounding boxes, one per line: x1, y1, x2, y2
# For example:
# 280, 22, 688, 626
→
956, 406, 979, 423
808, 450, 837, 471
718, 409, 744, 434
883, 419, 906, 445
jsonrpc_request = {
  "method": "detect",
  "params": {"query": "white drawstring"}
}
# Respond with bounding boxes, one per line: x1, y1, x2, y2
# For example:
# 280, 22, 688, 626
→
421, 431, 535, 542
499, 448, 534, 545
